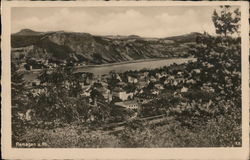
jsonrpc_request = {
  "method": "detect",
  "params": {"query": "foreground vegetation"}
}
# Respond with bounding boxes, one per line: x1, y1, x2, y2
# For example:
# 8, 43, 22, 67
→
15, 113, 240, 148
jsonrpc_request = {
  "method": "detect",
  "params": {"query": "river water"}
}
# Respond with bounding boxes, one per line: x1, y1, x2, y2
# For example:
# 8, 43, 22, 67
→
75, 57, 196, 76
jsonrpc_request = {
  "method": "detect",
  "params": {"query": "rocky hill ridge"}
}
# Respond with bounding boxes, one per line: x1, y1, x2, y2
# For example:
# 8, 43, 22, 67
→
11, 29, 201, 64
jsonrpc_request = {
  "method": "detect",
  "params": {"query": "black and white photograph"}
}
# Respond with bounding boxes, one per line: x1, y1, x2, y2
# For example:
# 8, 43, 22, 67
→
1, 1, 249, 159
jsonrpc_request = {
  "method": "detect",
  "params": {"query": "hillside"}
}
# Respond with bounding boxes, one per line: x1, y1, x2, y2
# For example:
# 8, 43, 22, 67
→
11, 29, 201, 64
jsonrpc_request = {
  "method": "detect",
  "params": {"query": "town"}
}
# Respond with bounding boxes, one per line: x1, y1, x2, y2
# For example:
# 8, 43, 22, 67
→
23, 61, 195, 118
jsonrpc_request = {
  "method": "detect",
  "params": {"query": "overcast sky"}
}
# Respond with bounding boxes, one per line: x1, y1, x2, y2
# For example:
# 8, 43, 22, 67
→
11, 6, 231, 38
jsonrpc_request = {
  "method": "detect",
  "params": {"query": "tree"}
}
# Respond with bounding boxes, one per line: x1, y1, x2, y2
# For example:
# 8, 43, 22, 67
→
212, 6, 240, 37
107, 76, 119, 91
31, 66, 83, 122
11, 62, 27, 109
11, 62, 30, 146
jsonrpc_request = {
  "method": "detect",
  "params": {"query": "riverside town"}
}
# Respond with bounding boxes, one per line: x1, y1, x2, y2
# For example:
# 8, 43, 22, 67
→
11, 5, 242, 148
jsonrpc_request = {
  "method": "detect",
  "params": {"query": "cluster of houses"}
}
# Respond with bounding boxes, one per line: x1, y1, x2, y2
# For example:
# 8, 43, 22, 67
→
71, 65, 199, 111
20, 57, 89, 71
27, 56, 230, 122
28, 62, 203, 113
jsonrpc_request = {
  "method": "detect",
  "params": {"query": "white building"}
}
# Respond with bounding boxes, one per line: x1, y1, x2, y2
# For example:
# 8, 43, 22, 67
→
113, 87, 134, 101
181, 86, 188, 93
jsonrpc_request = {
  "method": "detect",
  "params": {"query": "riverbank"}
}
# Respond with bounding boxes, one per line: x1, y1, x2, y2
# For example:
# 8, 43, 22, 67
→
22, 57, 196, 80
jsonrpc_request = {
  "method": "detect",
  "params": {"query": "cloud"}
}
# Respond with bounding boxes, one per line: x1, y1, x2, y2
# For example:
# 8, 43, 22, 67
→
12, 7, 215, 37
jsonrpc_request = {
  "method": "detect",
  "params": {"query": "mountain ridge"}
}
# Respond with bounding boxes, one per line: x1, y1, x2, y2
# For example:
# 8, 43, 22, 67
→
13, 29, 200, 40
11, 29, 201, 64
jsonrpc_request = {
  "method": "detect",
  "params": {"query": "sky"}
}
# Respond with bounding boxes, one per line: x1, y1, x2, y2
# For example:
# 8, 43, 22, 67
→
11, 6, 235, 38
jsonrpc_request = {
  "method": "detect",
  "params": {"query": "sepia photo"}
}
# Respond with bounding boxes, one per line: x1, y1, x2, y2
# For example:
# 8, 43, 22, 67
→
1, 1, 249, 159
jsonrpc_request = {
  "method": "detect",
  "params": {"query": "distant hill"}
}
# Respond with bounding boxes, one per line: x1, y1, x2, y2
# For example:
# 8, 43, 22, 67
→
11, 29, 201, 64
164, 32, 202, 43
13, 29, 43, 36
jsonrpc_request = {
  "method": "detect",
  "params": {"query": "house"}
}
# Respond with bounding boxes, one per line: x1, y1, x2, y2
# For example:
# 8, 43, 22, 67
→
156, 73, 165, 79
149, 76, 157, 82
96, 87, 112, 102
134, 88, 144, 95
193, 69, 201, 74
161, 72, 168, 77
201, 84, 215, 93
143, 71, 149, 76
17, 110, 35, 121
31, 88, 46, 97
150, 89, 160, 95
81, 91, 90, 97
164, 76, 175, 85
27, 79, 41, 87
117, 81, 127, 87
180, 86, 188, 93
164, 79, 172, 85
138, 72, 149, 80
79, 82, 85, 88
128, 75, 138, 84
173, 78, 185, 85
25, 109, 35, 121
15, 109, 35, 121
155, 73, 161, 79
115, 100, 140, 109
117, 74, 123, 82
63, 80, 70, 89
136, 81, 148, 89
186, 79, 196, 84
101, 81, 109, 88
135, 93, 157, 104
82, 84, 91, 90
76, 72, 94, 85
154, 83, 164, 90
112, 87, 133, 101
81, 85, 92, 97
17, 112, 26, 121
173, 81, 178, 86
177, 71, 183, 76
84, 76, 92, 85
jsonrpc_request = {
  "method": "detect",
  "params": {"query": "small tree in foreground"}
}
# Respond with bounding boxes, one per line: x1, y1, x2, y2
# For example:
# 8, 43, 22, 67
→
212, 5, 240, 37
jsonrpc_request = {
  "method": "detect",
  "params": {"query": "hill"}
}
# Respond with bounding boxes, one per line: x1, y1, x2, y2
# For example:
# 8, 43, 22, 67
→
13, 29, 43, 36
164, 32, 201, 43
11, 30, 201, 64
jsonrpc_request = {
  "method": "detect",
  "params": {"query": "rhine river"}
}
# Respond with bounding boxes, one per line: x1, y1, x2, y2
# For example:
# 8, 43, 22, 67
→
75, 57, 196, 76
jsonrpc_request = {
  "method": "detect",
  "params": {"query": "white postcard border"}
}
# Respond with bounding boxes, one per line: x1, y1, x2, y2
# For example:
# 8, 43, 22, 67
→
1, 1, 249, 159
